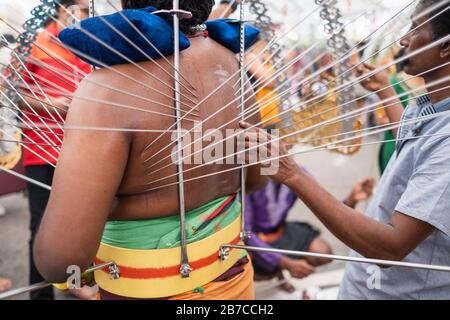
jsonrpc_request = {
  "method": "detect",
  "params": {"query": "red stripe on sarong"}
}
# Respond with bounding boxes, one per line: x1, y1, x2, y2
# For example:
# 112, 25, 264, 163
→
95, 235, 242, 279
207, 194, 236, 222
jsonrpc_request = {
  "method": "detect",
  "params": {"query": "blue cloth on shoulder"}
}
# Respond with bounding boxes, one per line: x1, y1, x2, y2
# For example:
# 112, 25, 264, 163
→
205, 19, 260, 53
59, 6, 190, 67
58, 7, 260, 67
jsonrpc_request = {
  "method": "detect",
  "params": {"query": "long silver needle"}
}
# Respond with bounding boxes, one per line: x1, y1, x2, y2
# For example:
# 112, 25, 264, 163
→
0, 112, 58, 166
141, 0, 335, 154
89, 9, 199, 100
105, 0, 198, 96
145, 106, 450, 192
144, 73, 450, 186
52, 0, 199, 109
224, 245, 450, 273
187, 3, 450, 158
1, 77, 63, 157
0, 16, 199, 117
172, 0, 191, 278
4, 53, 198, 117
9, 65, 198, 121
239, 0, 249, 241
0, 34, 66, 134
142, 0, 382, 165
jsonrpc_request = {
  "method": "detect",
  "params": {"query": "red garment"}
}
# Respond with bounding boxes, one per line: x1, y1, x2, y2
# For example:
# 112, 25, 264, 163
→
22, 22, 90, 166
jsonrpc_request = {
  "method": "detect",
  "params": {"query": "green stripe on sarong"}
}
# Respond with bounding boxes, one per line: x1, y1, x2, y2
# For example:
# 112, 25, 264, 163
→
101, 195, 241, 250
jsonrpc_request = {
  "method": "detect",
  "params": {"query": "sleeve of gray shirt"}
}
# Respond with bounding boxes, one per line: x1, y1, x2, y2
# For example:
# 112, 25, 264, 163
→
395, 136, 450, 236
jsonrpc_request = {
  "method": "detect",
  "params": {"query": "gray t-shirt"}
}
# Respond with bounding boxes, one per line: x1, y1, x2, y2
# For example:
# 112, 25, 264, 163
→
339, 95, 450, 300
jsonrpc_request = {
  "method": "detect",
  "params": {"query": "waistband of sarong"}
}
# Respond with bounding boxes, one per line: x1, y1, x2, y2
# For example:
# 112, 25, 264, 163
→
101, 194, 240, 250
94, 212, 246, 298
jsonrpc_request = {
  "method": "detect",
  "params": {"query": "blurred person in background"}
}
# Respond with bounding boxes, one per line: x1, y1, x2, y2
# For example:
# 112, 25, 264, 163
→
209, 1, 282, 130
376, 48, 426, 174
240, 0, 450, 299
0, 32, 17, 218
19, 0, 92, 300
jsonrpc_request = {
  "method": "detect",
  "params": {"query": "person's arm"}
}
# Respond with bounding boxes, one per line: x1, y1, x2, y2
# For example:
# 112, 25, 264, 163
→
239, 122, 435, 262
357, 63, 404, 137
283, 170, 433, 262
33, 72, 131, 283
378, 88, 404, 138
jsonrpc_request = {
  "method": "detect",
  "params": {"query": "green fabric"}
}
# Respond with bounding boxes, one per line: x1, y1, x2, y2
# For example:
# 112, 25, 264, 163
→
101, 195, 241, 250
379, 75, 409, 174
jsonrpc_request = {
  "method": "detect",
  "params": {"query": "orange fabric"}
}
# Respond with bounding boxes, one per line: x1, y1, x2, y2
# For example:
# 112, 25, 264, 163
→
257, 225, 285, 243
30, 24, 77, 62
254, 52, 280, 127
256, 87, 280, 127
169, 260, 255, 300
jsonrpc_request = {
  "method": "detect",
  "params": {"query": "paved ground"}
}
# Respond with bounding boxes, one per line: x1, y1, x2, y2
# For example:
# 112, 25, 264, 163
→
0, 136, 382, 300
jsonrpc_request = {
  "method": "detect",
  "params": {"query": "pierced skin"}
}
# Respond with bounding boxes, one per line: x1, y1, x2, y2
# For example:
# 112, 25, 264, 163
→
34, 36, 267, 283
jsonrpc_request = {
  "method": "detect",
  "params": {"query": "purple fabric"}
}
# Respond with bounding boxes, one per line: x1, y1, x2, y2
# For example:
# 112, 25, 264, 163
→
244, 181, 298, 273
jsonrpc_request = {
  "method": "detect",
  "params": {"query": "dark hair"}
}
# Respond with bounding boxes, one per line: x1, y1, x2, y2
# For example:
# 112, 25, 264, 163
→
1, 33, 16, 46
44, 0, 78, 26
121, 0, 215, 34
418, 0, 450, 40
55, 0, 79, 16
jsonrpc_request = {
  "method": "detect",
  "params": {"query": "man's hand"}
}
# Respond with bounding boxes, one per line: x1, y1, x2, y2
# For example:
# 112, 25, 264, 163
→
355, 62, 403, 136
279, 256, 315, 279
356, 62, 391, 93
209, 0, 241, 20
239, 121, 301, 185
344, 177, 375, 209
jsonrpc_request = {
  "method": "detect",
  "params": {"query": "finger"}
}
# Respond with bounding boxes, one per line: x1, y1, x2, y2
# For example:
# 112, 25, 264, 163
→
364, 178, 375, 189
245, 130, 271, 144
363, 62, 376, 70
285, 142, 294, 151
258, 130, 270, 143
239, 121, 252, 129
295, 273, 308, 279
244, 155, 269, 166
298, 260, 315, 273
304, 264, 316, 273
243, 132, 259, 141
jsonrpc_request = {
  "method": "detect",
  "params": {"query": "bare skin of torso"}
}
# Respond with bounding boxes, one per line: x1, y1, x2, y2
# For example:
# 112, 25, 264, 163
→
34, 37, 265, 282
110, 37, 252, 220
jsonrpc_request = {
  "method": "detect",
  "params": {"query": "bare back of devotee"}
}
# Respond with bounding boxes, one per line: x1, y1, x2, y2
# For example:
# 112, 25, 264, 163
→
33, 33, 264, 281
65, 36, 260, 220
